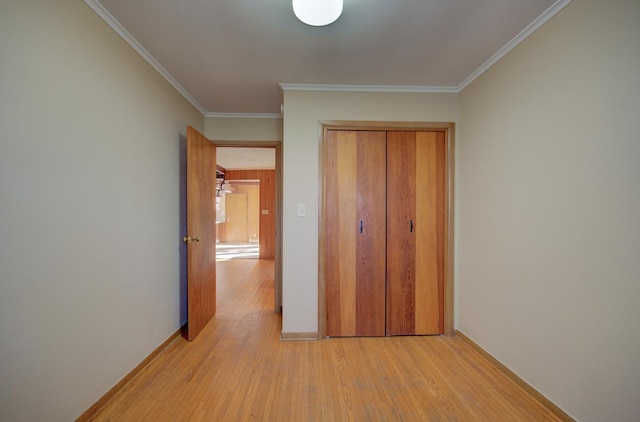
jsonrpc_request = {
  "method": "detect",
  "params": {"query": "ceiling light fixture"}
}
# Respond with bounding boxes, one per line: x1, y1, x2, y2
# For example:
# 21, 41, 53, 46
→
292, 0, 343, 27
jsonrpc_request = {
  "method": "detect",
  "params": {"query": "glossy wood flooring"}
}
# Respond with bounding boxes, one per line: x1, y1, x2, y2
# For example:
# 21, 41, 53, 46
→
91, 259, 560, 421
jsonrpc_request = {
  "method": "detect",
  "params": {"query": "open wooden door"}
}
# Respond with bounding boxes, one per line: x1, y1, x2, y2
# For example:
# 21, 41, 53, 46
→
185, 126, 216, 341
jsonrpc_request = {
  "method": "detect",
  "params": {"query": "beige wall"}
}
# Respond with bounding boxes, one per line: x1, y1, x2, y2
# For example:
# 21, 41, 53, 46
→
281, 90, 458, 333
458, 0, 640, 420
0, 1, 203, 421
205, 116, 282, 141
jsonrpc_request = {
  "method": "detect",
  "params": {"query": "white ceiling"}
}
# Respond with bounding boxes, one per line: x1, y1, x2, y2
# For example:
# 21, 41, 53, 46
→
88, 0, 563, 115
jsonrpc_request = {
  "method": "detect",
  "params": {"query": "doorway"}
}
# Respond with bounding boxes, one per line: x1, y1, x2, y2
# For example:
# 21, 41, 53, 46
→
214, 144, 282, 313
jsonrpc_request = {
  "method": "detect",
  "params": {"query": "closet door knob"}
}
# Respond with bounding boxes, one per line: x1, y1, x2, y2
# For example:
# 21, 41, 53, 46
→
409, 220, 413, 233
360, 220, 363, 233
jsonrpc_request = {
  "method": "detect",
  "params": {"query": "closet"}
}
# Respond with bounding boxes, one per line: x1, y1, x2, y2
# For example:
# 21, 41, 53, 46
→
324, 129, 446, 337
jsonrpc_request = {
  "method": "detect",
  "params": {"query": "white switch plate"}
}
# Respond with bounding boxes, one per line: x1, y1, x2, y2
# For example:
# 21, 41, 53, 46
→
297, 203, 306, 217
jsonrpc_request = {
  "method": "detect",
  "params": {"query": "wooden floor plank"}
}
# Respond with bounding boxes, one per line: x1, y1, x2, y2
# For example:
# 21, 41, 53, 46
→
89, 258, 561, 421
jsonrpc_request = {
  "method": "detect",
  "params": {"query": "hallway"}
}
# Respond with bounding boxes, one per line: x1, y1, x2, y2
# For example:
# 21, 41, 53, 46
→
90, 259, 560, 421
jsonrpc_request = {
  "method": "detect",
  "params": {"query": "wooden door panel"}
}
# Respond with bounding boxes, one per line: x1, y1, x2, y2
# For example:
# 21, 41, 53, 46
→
386, 131, 445, 336
325, 130, 386, 337
245, 184, 260, 241
186, 126, 217, 341
355, 131, 387, 336
225, 192, 248, 242
415, 132, 440, 334
435, 131, 446, 334
230, 183, 260, 242
325, 130, 357, 336
386, 132, 417, 335
223, 170, 276, 259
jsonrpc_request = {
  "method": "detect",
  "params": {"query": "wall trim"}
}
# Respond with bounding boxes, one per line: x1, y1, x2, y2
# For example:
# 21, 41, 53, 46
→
280, 83, 458, 94
317, 121, 455, 338
457, 0, 573, 91
206, 112, 283, 119
75, 325, 185, 421
83, 0, 207, 115
280, 332, 320, 341
455, 330, 576, 422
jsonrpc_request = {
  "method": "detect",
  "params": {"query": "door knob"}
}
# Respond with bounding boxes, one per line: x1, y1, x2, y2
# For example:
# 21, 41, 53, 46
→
183, 235, 200, 244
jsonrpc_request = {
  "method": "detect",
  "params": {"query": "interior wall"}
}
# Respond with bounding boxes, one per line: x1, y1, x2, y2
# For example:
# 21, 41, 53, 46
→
0, 1, 204, 421
281, 90, 458, 334
205, 116, 282, 141
457, 0, 640, 420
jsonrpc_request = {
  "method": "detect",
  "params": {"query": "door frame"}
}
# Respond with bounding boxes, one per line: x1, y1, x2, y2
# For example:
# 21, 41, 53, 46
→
214, 141, 283, 313
318, 121, 455, 338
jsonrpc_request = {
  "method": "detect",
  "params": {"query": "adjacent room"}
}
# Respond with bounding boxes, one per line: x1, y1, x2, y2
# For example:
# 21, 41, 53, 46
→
215, 147, 277, 261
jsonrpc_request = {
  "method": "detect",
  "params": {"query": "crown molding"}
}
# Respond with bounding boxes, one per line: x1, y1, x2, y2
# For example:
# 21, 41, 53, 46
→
457, 0, 573, 92
86, 0, 572, 114
205, 112, 283, 119
84, 0, 207, 115
280, 84, 458, 93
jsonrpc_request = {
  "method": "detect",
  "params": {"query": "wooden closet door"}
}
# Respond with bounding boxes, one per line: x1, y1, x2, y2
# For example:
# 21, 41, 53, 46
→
325, 130, 387, 337
386, 131, 445, 335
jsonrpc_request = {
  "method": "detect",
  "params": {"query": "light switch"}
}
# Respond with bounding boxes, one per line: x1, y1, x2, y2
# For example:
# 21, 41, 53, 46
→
261, 209, 269, 215
297, 203, 306, 217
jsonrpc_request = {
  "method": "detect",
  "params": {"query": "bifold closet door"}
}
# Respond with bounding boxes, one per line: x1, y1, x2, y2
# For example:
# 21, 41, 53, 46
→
325, 130, 387, 337
386, 131, 445, 335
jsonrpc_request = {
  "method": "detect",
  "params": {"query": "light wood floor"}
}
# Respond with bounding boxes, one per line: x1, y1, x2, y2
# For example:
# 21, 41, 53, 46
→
91, 259, 560, 421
